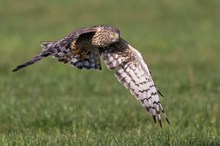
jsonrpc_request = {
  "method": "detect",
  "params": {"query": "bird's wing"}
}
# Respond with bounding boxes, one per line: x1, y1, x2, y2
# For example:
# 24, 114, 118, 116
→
12, 26, 99, 72
101, 38, 170, 127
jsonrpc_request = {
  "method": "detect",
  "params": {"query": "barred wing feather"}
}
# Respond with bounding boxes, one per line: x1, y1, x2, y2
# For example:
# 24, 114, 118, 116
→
101, 39, 170, 127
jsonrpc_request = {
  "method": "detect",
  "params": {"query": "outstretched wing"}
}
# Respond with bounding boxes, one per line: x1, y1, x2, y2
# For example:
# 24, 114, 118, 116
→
101, 39, 170, 127
12, 26, 99, 72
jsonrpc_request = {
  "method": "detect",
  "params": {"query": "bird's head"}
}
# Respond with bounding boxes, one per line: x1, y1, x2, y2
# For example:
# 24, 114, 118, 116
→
92, 26, 120, 47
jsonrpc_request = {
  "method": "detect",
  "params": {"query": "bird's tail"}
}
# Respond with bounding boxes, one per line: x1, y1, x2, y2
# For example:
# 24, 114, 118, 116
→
12, 41, 54, 72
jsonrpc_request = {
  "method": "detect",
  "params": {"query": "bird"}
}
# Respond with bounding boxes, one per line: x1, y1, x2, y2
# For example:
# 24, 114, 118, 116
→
12, 25, 170, 127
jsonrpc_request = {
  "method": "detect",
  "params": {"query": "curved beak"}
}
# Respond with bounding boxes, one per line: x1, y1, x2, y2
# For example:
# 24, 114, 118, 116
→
115, 33, 119, 39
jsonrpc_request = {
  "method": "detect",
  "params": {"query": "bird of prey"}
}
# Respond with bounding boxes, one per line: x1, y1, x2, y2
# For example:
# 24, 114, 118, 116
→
12, 25, 170, 127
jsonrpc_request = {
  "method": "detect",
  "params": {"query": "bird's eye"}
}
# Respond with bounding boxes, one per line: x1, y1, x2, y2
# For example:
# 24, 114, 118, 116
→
111, 33, 118, 39
111, 33, 116, 37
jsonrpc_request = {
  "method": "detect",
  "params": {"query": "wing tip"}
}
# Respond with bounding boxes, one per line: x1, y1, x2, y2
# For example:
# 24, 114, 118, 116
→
153, 115, 156, 123
12, 64, 26, 72
157, 90, 165, 97
166, 118, 171, 125
159, 119, 162, 128
12, 67, 19, 72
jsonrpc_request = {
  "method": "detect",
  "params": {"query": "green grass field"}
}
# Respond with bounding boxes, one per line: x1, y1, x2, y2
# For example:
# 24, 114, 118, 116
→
0, 0, 220, 145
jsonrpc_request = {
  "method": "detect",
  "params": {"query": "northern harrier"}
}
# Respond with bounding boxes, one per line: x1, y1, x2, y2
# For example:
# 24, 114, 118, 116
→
13, 25, 170, 127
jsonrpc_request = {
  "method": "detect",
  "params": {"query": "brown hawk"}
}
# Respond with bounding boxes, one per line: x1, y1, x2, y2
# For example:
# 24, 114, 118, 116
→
12, 25, 170, 127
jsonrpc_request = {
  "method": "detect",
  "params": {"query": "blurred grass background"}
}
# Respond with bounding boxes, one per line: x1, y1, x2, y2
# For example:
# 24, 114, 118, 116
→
0, 0, 220, 145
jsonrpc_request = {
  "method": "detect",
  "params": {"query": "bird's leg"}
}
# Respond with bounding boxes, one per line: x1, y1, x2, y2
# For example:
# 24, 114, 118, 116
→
81, 49, 90, 60
72, 48, 81, 56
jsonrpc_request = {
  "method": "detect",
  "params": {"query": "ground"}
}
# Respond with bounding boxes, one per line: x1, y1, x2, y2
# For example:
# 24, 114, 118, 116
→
0, 0, 219, 145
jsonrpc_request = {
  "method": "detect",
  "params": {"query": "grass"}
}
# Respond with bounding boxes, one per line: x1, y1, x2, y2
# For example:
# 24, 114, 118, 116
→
0, 0, 220, 145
